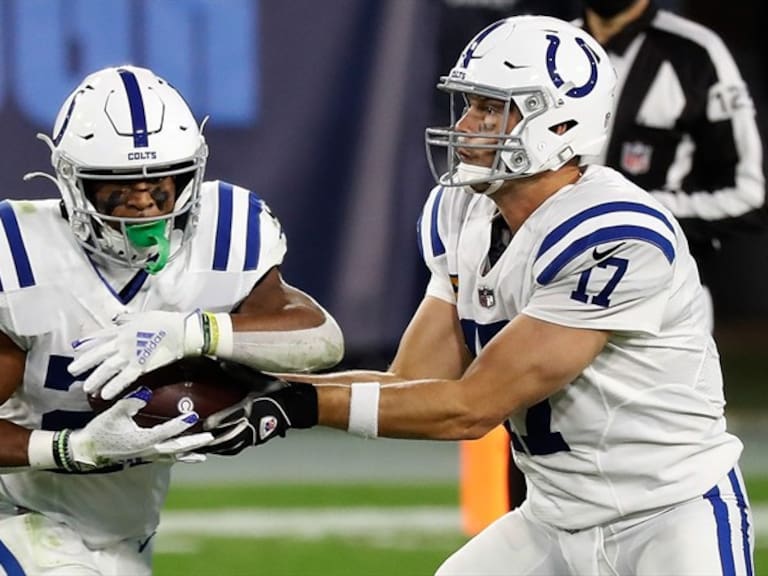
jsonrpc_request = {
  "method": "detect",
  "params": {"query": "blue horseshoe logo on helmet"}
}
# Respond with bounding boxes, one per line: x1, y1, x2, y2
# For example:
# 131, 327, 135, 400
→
545, 34, 599, 98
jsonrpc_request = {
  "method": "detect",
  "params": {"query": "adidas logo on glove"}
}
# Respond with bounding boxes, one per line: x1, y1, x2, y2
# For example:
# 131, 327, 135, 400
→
135, 330, 167, 365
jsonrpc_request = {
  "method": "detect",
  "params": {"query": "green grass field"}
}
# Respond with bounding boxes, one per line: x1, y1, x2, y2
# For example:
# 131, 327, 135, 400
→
153, 478, 768, 575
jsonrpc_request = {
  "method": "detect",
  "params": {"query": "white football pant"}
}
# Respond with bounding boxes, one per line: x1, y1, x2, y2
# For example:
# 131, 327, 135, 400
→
0, 512, 152, 575
437, 467, 753, 575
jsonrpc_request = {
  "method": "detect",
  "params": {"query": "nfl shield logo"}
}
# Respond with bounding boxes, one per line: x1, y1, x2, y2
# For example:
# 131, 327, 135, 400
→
478, 286, 495, 308
620, 141, 653, 175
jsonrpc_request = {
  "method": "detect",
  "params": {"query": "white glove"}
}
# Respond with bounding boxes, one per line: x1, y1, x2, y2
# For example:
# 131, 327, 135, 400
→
69, 310, 207, 400
56, 388, 214, 471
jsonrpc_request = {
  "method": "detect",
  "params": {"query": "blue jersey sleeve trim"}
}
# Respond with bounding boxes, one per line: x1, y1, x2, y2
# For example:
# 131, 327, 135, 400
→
430, 187, 446, 257
243, 191, 263, 271
212, 182, 234, 271
0, 201, 35, 289
0, 541, 26, 576
536, 201, 675, 259
536, 225, 675, 285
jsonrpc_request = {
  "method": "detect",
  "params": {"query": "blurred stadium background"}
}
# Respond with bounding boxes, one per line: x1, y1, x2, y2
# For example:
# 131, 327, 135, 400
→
0, 0, 765, 573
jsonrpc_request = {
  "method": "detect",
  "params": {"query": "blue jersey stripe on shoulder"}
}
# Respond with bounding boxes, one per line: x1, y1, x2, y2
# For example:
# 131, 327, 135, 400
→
537, 201, 674, 260
213, 182, 234, 271
244, 191, 263, 271
0, 202, 35, 288
430, 187, 446, 257
0, 540, 25, 576
536, 225, 675, 285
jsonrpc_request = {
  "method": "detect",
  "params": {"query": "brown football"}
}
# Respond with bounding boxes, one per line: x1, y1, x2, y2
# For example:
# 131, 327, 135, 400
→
87, 357, 251, 432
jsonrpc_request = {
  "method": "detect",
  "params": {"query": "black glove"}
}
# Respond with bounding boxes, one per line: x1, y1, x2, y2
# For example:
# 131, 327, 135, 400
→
200, 379, 318, 456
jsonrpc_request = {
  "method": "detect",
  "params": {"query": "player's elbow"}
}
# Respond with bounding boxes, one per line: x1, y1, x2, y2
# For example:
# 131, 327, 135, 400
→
448, 412, 501, 440
309, 314, 344, 370
445, 388, 506, 440
278, 318, 344, 372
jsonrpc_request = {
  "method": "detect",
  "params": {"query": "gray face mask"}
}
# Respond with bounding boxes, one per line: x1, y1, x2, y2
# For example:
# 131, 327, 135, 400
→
582, 0, 638, 19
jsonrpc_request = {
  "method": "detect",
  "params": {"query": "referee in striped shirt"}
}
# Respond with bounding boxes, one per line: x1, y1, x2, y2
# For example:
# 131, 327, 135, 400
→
579, 0, 766, 330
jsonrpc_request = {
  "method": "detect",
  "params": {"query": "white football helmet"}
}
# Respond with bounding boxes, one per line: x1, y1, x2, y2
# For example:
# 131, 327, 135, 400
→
27, 65, 208, 272
425, 16, 616, 192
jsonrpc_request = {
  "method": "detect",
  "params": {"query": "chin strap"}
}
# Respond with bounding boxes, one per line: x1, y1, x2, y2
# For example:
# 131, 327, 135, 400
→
455, 162, 505, 195
125, 221, 170, 274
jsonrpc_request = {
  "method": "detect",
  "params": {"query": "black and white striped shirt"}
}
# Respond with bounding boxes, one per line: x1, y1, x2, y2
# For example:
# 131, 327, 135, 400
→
579, 3, 766, 259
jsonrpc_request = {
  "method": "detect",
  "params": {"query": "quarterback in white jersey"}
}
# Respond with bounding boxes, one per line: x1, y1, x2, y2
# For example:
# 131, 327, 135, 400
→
197, 16, 754, 575
0, 66, 343, 575
419, 164, 743, 529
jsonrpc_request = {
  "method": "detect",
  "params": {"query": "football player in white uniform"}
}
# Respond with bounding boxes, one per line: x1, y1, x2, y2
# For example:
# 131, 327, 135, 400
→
198, 16, 754, 576
0, 66, 343, 574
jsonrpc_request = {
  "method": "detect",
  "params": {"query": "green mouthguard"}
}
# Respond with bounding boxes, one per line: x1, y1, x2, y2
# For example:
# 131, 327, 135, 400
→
125, 221, 170, 274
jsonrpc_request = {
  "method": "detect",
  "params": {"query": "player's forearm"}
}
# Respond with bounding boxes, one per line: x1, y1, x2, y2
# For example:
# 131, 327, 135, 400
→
280, 370, 403, 385
0, 420, 34, 467
316, 379, 497, 441
202, 373, 503, 454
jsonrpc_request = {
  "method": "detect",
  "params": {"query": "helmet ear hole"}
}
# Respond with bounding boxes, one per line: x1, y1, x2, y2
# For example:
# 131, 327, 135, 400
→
549, 119, 579, 135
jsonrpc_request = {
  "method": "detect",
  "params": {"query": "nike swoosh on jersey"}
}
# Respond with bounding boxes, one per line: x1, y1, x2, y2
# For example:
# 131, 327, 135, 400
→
592, 242, 625, 260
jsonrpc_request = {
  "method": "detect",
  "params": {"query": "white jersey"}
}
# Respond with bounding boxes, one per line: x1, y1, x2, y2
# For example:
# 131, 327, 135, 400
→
418, 165, 743, 530
0, 180, 286, 548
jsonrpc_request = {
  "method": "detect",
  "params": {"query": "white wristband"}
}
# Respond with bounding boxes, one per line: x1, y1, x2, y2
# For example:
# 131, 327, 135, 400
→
27, 430, 56, 469
347, 382, 380, 438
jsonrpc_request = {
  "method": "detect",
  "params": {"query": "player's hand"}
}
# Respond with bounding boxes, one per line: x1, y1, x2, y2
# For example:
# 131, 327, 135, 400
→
200, 381, 318, 456
69, 310, 206, 400
54, 388, 213, 471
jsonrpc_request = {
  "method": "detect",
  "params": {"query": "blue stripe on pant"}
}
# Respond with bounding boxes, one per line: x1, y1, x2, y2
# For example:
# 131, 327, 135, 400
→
728, 469, 754, 576
705, 468, 754, 575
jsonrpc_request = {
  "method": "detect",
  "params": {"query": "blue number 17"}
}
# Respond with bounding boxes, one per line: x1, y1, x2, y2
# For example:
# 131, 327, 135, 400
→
570, 257, 628, 308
